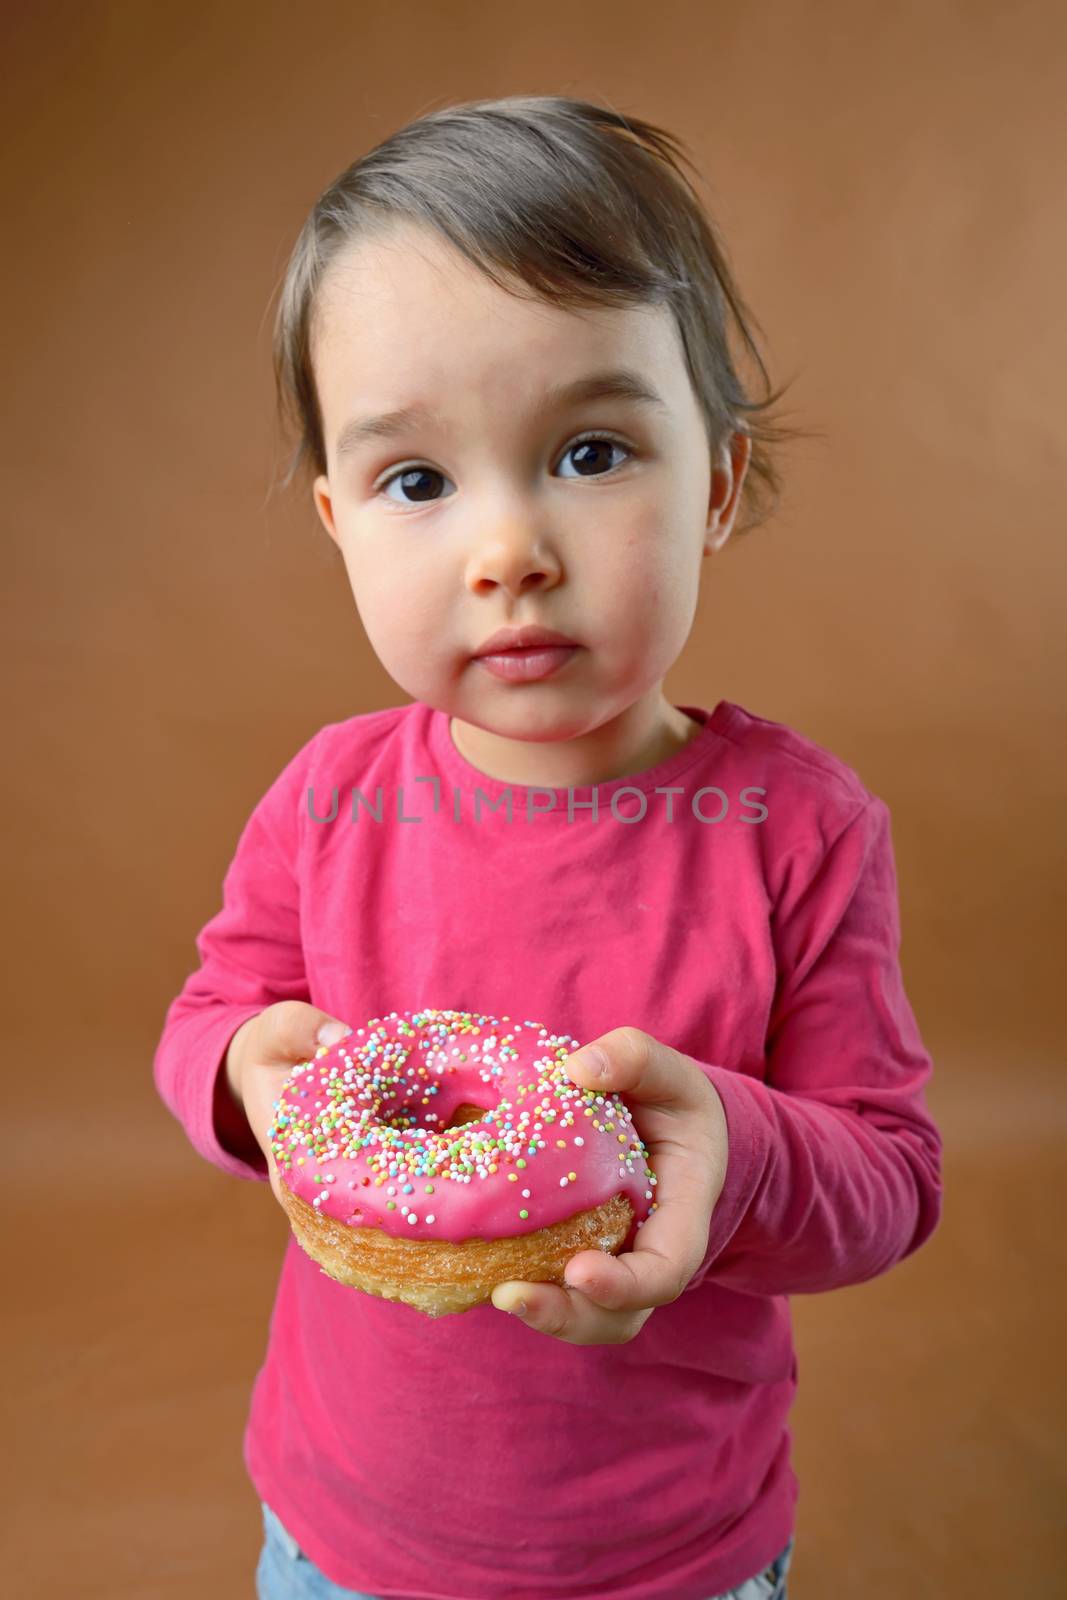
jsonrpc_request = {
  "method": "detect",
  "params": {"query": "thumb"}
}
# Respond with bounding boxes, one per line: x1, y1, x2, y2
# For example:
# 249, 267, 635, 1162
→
252, 1004, 351, 1211
314, 1014, 354, 1049
260, 999, 353, 1067
565, 1026, 713, 1119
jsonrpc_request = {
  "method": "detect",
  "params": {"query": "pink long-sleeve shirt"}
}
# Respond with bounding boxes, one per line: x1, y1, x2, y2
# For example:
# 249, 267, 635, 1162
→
153, 698, 942, 1600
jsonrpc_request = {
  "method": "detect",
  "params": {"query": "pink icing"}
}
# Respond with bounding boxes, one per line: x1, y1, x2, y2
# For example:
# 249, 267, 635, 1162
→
269, 1008, 657, 1248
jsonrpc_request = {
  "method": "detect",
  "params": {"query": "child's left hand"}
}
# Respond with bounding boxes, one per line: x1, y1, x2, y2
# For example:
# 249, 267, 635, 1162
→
490, 1027, 729, 1344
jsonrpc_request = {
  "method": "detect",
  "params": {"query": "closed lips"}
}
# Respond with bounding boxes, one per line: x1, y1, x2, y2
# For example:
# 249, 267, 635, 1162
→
474, 626, 578, 655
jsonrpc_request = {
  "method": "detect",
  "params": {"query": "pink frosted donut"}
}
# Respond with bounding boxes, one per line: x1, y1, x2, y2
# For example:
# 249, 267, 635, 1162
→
269, 1007, 657, 1316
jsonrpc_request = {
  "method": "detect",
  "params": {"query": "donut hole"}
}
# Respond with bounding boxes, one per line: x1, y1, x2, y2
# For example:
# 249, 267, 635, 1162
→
379, 1100, 492, 1134
442, 1102, 492, 1130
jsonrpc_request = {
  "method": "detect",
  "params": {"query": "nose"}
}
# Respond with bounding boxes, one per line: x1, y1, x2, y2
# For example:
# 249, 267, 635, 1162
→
463, 507, 563, 598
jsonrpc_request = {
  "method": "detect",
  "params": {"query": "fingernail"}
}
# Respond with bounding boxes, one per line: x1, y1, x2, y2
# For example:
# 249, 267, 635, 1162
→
317, 1021, 352, 1046
492, 1289, 528, 1316
574, 1046, 610, 1079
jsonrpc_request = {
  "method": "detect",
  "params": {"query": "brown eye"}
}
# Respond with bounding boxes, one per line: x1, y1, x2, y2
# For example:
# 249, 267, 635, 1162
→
558, 436, 631, 479
380, 465, 453, 506
375, 432, 633, 508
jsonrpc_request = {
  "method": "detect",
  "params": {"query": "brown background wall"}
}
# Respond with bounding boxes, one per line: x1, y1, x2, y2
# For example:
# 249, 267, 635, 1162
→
4, 1, 1064, 1595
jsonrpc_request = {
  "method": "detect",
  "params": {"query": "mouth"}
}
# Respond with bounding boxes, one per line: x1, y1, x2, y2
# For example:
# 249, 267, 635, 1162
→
474, 643, 580, 683
473, 624, 578, 656
471, 623, 581, 683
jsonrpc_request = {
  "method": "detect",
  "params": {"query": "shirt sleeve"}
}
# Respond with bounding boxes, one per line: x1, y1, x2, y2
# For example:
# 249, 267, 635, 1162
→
686, 795, 943, 1296
152, 737, 317, 1183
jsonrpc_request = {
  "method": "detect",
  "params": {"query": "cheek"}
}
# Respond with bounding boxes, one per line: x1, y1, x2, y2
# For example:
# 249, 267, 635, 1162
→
340, 536, 400, 608
342, 544, 446, 653
604, 520, 690, 614
605, 522, 699, 655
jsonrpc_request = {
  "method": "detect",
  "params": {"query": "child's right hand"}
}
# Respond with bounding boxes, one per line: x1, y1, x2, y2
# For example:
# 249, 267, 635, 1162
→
224, 1001, 352, 1206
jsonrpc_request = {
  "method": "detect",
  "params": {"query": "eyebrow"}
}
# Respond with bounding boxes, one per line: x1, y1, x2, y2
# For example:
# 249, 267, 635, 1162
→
333, 367, 668, 461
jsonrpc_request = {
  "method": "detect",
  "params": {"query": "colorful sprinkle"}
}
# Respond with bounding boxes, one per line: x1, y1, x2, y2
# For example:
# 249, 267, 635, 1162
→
267, 1010, 655, 1243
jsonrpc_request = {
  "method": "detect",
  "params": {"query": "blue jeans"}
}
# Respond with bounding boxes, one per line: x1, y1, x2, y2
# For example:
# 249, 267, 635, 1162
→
256, 1499, 795, 1600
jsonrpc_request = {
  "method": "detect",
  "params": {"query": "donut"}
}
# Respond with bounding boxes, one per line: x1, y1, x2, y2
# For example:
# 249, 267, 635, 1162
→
268, 1007, 658, 1317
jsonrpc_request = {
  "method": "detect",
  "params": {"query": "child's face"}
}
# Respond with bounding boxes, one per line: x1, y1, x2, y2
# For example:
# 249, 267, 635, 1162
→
311, 222, 749, 777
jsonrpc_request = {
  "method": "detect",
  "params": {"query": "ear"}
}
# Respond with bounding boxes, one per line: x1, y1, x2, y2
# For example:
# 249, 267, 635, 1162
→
703, 429, 752, 557
312, 474, 341, 547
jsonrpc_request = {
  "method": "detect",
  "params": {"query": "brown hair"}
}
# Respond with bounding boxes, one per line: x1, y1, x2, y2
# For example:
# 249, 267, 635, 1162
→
269, 93, 818, 536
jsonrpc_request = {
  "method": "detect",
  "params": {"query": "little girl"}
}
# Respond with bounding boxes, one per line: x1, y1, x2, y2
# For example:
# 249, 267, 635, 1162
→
154, 95, 943, 1600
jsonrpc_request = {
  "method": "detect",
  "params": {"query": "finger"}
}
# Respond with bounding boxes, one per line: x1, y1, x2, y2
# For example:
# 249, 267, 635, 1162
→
248, 1066, 296, 1203
560, 1028, 728, 1308
490, 1278, 654, 1347
263, 1000, 353, 1067
561, 1127, 718, 1311
265, 1143, 285, 1207
565, 1025, 715, 1120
